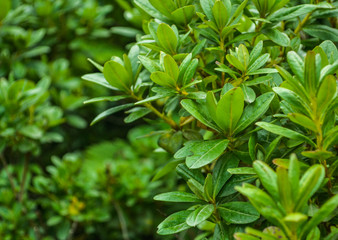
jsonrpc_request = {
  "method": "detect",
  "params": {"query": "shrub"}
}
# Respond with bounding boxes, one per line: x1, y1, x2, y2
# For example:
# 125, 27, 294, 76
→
0, 125, 173, 239
85, 0, 338, 239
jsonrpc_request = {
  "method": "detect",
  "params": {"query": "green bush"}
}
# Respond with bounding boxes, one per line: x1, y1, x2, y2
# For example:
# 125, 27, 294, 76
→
85, 0, 338, 239
0, 125, 174, 239
0, 1, 178, 239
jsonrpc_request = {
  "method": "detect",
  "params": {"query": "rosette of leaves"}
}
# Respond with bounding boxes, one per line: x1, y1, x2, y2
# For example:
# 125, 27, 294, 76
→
83, 0, 338, 239
256, 42, 338, 161
196, 0, 249, 44
247, 0, 338, 47
154, 153, 260, 237
235, 154, 338, 240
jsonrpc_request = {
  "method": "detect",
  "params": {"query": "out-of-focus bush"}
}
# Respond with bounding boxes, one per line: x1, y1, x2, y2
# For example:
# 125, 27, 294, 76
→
0, 1, 176, 239
0, 0, 149, 152
0, 125, 175, 239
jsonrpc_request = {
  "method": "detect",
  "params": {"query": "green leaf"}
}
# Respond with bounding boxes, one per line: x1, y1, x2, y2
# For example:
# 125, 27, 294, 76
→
82, 73, 118, 90
154, 192, 203, 203
302, 150, 333, 160
218, 202, 260, 224
212, 153, 240, 198
244, 227, 280, 240
287, 113, 317, 132
226, 55, 245, 72
242, 85, 256, 103
268, 4, 318, 22
212, 0, 229, 30
157, 23, 178, 54
256, 122, 316, 147
206, 92, 218, 122
192, 39, 207, 58
176, 163, 205, 185
164, 55, 179, 81
153, 159, 183, 181
235, 184, 278, 211
219, 174, 257, 197
186, 204, 214, 227
157, 210, 192, 235
87, 58, 103, 72
200, 0, 215, 22
19, 125, 43, 139
288, 154, 300, 203
303, 25, 338, 42
204, 173, 214, 202
253, 161, 279, 201
90, 103, 134, 126
245, 76, 272, 86
171, 5, 195, 26
247, 53, 270, 73
216, 87, 244, 134
304, 51, 318, 97
265, 136, 282, 163
187, 178, 205, 200
247, 68, 278, 75
275, 65, 309, 101
238, 44, 250, 71
185, 139, 229, 169
277, 167, 294, 212
0, 0, 10, 21
287, 51, 304, 82
178, 53, 192, 84
295, 165, 325, 211
103, 61, 131, 91
264, 28, 290, 47
181, 99, 220, 131
230, 0, 248, 23
138, 55, 161, 73
124, 107, 152, 123
317, 75, 337, 116
150, 71, 176, 88
183, 59, 199, 86
134, 0, 170, 20
319, 40, 338, 64
234, 92, 274, 135
249, 41, 263, 66
227, 167, 256, 175
149, 0, 175, 17
83, 96, 129, 105
273, 87, 311, 116
300, 195, 338, 238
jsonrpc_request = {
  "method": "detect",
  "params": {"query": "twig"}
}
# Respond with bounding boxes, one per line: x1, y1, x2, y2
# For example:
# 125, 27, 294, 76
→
0, 153, 17, 195
18, 153, 29, 202
114, 201, 130, 240
67, 221, 78, 240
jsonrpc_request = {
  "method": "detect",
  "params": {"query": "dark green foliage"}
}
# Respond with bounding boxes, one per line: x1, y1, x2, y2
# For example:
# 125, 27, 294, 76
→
84, 0, 338, 239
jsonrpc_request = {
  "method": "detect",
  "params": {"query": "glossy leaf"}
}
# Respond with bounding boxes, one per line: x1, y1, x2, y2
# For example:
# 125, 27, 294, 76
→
157, 210, 192, 235
216, 87, 244, 134
253, 161, 278, 201
233, 92, 275, 135
218, 202, 260, 224
185, 139, 229, 169
103, 60, 131, 91
154, 192, 203, 203
186, 204, 214, 227
212, 153, 240, 198
157, 23, 178, 54
255, 122, 316, 147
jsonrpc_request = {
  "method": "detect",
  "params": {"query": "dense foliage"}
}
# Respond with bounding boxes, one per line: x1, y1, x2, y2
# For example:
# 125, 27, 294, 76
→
84, 0, 338, 239
0, 1, 177, 239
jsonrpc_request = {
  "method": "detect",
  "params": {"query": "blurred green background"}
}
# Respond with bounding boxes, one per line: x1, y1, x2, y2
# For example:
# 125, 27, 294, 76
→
0, 0, 185, 239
